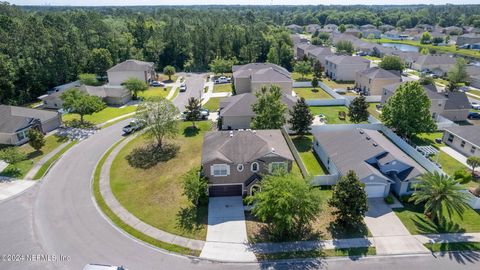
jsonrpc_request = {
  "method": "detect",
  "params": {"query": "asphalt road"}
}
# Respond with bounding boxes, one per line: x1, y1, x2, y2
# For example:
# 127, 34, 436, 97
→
174, 73, 205, 111
0, 75, 479, 269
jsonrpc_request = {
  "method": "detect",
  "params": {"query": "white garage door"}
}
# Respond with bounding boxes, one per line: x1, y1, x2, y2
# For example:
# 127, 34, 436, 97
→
365, 184, 385, 198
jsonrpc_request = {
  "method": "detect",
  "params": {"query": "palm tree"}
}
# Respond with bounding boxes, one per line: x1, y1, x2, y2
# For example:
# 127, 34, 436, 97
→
410, 171, 469, 224
185, 97, 202, 128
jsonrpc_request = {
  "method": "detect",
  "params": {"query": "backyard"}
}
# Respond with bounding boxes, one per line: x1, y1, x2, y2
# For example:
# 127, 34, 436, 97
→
309, 106, 364, 124
367, 103, 381, 120
322, 79, 355, 90
291, 72, 313, 82
109, 121, 211, 240
291, 135, 327, 176
62, 106, 137, 125
293, 87, 333, 100
212, 84, 232, 93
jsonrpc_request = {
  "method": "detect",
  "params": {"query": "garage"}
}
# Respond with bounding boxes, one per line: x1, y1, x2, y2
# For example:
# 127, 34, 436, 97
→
364, 184, 386, 198
208, 185, 243, 197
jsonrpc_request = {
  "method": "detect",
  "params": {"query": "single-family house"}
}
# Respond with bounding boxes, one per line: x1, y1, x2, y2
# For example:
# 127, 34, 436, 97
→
325, 56, 370, 82
362, 29, 382, 39
107, 59, 155, 86
355, 67, 402, 96
218, 93, 297, 130
457, 34, 480, 46
344, 28, 362, 38
360, 24, 377, 31
306, 46, 334, 66
410, 55, 456, 76
286, 24, 303, 33
79, 85, 132, 106
379, 24, 395, 32
383, 30, 404, 40
323, 24, 338, 32
417, 24, 434, 32
296, 43, 318, 59
312, 128, 425, 197
443, 126, 480, 158
444, 26, 463, 35
232, 63, 293, 96
306, 24, 322, 34
201, 129, 294, 197
0, 105, 62, 145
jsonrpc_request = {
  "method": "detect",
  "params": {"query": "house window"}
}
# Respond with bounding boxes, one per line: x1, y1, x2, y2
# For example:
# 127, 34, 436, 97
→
251, 162, 259, 172
461, 140, 466, 148
472, 146, 477, 154
269, 162, 287, 173
447, 134, 454, 143
211, 164, 229, 177
16, 129, 28, 142
237, 164, 244, 172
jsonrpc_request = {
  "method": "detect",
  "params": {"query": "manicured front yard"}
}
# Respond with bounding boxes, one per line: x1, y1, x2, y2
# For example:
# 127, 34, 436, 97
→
293, 87, 333, 100
424, 242, 480, 253
367, 103, 381, 120
203, 97, 221, 111
309, 106, 364, 124
138, 87, 172, 99
291, 135, 327, 176
110, 121, 211, 240
1, 135, 68, 178
213, 84, 232, 93
256, 247, 376, 261
394, 202, 480, 235
62, 106, 137, 125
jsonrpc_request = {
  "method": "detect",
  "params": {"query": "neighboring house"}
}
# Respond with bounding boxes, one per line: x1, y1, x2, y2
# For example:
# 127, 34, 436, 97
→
379, 24, 395, 32
390, 51, 421, 67
306, 24, 322, 34
410, 55, 456, 76
38, 81, 82, 109
360, 24, 377, 30
79, 85, 132, 106
381, 83, 470, 121
218, 93, 297, 130
457, 34, 480, 46
286, 24, 303, 33
417, 24, 434, 32
323, 24, 338, 32
444, 26, 463, 35
344, 28, 362, 38
201, 129, 294, 197
325, 56, 370, 82
443, 126, 480, 158
403, 27, 423, 36
362, 29, 382, 39
383, 30, 407, 40
107, 59, 155, 86
0, 105, 62, 145
355, 67, 402, 96
296, 43, 318, 59
463, 27, 480, 34
306, 46, 334, 66
232, 63, 293, 95
312, 128, 425, 198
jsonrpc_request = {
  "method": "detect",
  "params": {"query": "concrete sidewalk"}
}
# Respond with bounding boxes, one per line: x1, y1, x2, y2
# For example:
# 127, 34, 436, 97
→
0, 179, 36, 202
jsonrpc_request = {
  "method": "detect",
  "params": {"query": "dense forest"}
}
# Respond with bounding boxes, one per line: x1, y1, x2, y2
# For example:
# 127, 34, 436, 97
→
1, 2, 480, 105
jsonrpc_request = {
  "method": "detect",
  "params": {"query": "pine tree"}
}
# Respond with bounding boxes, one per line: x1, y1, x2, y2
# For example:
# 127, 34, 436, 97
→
348, 96, 370, 123
288, 97, 314, 137
251, 85, 287, 129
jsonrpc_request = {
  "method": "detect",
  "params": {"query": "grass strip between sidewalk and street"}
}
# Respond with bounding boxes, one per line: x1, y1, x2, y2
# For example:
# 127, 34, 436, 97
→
424, 242, 480, 253
33, 141, 77, 180
255, 247, 376, 261
92, 139, 200, 256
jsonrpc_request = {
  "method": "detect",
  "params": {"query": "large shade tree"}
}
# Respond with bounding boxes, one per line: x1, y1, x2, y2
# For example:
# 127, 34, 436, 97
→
348, 96, 369, 123
61, 88, 106, 124
123, 77, 148, 100
288, 97, 314, 137
251, 85, 287, 129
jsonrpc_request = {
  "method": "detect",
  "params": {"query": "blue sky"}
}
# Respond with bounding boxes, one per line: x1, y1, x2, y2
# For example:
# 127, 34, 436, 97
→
8, 1, 480, 6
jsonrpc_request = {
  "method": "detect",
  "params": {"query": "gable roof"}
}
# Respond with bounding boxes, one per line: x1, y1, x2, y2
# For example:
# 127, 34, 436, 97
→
107, 59, 154, 73
0, 105, 59, 133
202, 130, 294, 164
307, 46, 334, 58
414, 55, 456, 66
443, 91, 471, 110
233, 63, 292, 83
357, 67, 401, 80
219, 93, 297, 117
326, 55, 370, 65
79, 85, 130, 98
312, 128, 425, 182
383, 83, 447, 100
444, 126, 480, 147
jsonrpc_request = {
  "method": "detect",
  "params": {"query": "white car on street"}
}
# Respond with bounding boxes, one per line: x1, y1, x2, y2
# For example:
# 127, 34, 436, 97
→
472, 102, 480, 110
214, 76, 231, 84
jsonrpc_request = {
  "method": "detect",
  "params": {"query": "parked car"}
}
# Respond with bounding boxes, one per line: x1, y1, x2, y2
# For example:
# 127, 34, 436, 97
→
459, 86, 470, 92
468, 112, 480, 119
471, 102, 480, 110
214, 76, 231, 84
150, 81, 164, 87
122, 119, 146, 134
83, 264, 127, 270
179, 83, 187, 92
180, 108, 210, 120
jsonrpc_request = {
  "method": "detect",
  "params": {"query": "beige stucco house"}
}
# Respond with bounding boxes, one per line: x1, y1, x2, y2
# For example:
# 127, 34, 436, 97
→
0, 105, 62, 145
201, 129, 294, 197
232, 63, 293, 96
325, 55, 370, 82
107, 59, 155, 86
443, 126, 480, 158
355, 67, 402, 96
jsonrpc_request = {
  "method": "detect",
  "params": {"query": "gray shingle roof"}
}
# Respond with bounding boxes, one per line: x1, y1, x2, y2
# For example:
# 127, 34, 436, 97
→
312, 128, 425, 183
233, 63, 292, 83
414, 55, 456, 66
0, 105, 59, 133
79, 85, 130, 98
357, 67, 401, 80
107, 59, 154, 72
383, 83, 447, 100
202, 130, 294, 164
445, 126, 480, 147
443, 92, 471, 110
326, 55, 370, 65
219, 93, 296, 117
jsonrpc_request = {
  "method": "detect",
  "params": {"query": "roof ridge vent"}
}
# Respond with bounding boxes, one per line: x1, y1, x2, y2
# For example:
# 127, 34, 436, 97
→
271, 147, 276, 153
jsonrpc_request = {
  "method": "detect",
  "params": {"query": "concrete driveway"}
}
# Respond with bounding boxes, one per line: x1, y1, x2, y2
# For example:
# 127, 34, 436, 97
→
200, 196, 256, 262
365, 198, 429, 255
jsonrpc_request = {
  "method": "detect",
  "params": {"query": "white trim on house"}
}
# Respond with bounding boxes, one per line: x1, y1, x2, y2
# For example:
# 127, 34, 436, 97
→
445, 130, 480, 150
237, 164, 244, 172
210, 164, 230, 177
251, 162, 259, 172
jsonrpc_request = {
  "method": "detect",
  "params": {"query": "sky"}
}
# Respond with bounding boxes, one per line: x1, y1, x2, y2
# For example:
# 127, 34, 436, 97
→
7, 0, 480, 6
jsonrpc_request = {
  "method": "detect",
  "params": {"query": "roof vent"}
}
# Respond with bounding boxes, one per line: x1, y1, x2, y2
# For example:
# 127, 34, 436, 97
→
373, 141, 378, 147
271, 147, 276, 153
366, 136, 371, 140
359, 129, 364, 134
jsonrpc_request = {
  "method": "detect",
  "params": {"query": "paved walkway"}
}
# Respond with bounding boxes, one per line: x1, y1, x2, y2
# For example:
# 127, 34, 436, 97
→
24, 142, 70, 180
415, 232, 480, 244
200, 196, 256, 262
365, 198, 429, 255
99, 135, 205, 251
0, 179, 36, 202
440, 146, 475, 171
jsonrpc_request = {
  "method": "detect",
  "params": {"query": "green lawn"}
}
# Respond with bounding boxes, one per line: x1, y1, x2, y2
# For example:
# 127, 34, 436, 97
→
157, 74, 178, 83
63, 106, 137, 125
138, 87, 172, 99
292, 72, 314, 82
1, 135, 68, 178
309, 106, 364, 124
362, 56, 381, 61
110, 121, 211, 240
291, 135, 327, 176
293, 87, 333, 100
468, 89, 480, 97
394, 202, 480, 235
203, 97, 221, 111
322, 79, 355, 90
256, 247, 376, 261
367, 103, 381, 120
213, 84, 232, 93
424, 242, 480, 253
33, 141, 77, 179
